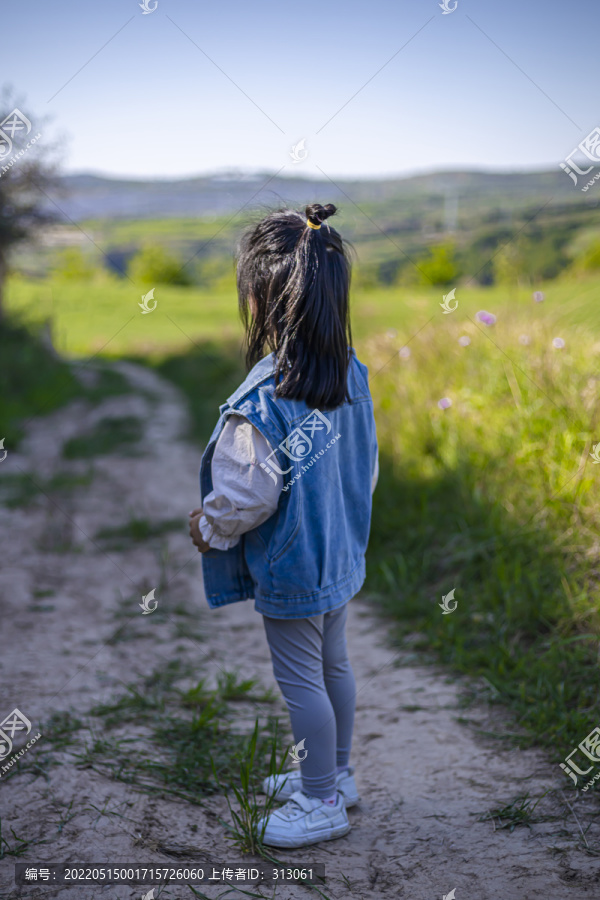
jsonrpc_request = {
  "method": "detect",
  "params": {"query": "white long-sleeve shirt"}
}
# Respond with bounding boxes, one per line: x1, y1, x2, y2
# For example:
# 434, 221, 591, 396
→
199, 413, 379, 551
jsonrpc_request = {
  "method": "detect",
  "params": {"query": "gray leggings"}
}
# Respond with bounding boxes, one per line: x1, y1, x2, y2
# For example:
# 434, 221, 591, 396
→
261, 602, 356, 799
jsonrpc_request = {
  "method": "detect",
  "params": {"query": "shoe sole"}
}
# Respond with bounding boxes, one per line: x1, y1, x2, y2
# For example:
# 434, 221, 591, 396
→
261, 821, 351, 848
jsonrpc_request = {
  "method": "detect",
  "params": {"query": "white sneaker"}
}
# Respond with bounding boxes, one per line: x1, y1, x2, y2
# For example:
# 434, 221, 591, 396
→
262, 766, 360, 807
258, 790, 351, 848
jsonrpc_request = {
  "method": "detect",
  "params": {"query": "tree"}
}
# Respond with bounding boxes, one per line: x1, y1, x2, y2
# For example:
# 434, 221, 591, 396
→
51, 247, 98, 282
127, 244, 193, 286
0, 86, 61, 318
417, 242, 459, 286
492, 240, 526, 292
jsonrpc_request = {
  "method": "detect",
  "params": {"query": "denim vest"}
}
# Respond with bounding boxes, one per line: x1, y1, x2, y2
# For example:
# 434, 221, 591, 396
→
199, 348, 378, 619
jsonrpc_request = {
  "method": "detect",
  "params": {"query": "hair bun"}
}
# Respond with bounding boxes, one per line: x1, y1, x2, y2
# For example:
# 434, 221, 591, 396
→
305, 203, 337, 227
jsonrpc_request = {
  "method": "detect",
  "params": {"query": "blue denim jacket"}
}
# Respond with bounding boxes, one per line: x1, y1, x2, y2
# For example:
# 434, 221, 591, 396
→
199, 348, 378, 619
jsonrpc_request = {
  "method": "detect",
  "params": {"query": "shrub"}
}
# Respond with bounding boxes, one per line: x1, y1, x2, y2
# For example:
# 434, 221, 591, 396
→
127, 245, 193, 286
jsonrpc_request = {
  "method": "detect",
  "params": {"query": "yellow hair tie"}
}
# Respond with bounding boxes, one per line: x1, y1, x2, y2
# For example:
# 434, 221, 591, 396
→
306, 219, 321, 230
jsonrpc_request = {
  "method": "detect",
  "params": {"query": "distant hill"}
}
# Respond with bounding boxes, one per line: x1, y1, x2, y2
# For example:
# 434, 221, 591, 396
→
24, 169, 599, 288
52, 169, 588, 222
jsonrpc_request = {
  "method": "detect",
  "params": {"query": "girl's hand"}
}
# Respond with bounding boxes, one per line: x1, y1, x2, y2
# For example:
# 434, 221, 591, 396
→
188, 508, 211, 553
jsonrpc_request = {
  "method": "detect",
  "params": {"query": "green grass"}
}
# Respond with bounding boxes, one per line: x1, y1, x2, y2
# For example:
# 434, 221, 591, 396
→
479, 791, 555, 832
62, 415, 144, 458
76, 214, 241, 247
154, 337, 247, 443
0, 470, 94, 508
65, 658, 328, 889
0, 818, 45, 859
0, 314, 132, 447
361, 311, 600, 761
210, 718, 286, 856
5, 274, 243, 357
6, 271, 600, 358
23, 658, 287, 823
94, 515, 183, 549
0, 316, 83, 446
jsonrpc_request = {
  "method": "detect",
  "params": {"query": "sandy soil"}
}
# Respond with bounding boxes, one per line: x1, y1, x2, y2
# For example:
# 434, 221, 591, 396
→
1, 361, 600, 900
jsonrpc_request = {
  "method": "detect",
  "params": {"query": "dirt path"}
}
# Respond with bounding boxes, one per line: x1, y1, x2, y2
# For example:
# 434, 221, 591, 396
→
1, 361, 599, 900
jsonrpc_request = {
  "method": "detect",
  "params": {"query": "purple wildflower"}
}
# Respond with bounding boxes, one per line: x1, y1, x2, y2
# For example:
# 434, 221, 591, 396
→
476, 310, 497, 326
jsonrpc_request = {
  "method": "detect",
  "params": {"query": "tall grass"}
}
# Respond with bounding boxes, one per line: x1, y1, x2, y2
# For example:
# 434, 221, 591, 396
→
362, 310, 600, 758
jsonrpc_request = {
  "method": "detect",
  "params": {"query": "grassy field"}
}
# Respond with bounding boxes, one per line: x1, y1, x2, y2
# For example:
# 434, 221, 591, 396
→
6, 271, 600, 357
3, 271, 600, 764
362, 314, 600, 756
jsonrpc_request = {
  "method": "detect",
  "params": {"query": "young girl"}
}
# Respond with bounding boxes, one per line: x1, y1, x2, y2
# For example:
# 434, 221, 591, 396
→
188, 202, 378, 849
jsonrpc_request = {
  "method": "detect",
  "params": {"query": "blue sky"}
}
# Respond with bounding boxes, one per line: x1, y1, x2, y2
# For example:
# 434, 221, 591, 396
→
4, 0, 597, 179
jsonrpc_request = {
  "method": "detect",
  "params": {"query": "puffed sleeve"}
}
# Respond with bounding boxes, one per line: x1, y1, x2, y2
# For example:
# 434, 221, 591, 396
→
198, 414, 283, 550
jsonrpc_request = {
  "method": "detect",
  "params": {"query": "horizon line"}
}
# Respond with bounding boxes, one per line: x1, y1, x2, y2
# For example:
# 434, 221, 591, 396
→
61, 164, 562, 185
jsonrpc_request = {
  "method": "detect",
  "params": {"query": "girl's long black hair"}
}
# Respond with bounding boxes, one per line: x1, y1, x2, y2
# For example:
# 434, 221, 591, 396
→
236, 202, 354, 410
